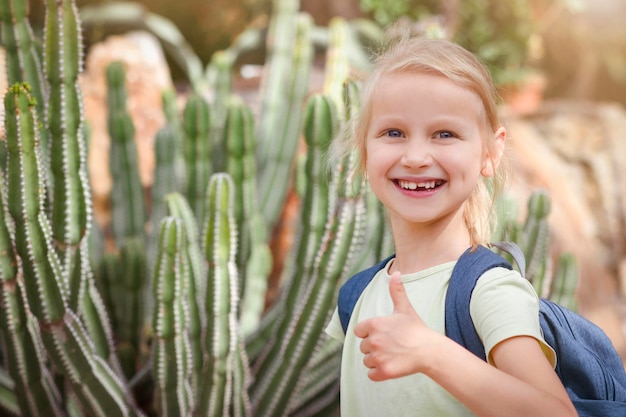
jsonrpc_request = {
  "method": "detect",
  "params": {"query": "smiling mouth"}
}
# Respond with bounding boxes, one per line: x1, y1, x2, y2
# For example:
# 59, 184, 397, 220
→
396, 179, 445, 191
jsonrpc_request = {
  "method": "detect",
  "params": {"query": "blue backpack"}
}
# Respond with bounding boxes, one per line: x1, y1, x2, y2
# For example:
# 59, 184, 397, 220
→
337, 244, 626, 416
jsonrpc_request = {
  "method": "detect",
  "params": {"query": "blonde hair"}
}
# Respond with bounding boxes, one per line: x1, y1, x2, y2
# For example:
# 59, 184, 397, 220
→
335, 36, 508, 246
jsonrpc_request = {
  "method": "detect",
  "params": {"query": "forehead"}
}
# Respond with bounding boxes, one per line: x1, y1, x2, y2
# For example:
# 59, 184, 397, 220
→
371, 72, 485, 118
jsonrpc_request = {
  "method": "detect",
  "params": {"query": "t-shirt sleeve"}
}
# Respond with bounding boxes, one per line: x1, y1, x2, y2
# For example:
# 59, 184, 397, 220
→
325, 308, 346, 343
469, 267, 556, 367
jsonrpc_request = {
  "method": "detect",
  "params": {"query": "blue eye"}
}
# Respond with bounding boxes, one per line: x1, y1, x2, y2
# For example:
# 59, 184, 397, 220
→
437, 131, 455, 139
386, 129, 403, 138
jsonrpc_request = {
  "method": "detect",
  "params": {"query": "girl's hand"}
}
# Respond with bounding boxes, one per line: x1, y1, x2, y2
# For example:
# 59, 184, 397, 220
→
354, 271, 445, 381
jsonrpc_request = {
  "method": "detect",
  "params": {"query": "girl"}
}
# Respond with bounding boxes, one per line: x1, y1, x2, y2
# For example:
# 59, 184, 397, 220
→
325, 36, 577, 417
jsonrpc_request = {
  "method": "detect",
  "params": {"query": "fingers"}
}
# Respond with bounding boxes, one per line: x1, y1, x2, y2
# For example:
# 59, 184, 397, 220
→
389, 271, 414, 314
354, 319, 369, 339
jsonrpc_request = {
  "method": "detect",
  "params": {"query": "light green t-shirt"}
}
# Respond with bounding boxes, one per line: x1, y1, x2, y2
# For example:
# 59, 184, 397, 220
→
325, 260, 556, 417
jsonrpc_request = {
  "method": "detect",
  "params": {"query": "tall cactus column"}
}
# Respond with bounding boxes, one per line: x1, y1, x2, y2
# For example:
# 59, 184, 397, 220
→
198, 173, 251, 417
256, 0, 314, 232
43, 0, 90, 305
5, 83, 145, 417
223, 96, 272, 335
104, 61, 150, 379
247, 93, 337, 364
164, 192, 205, 394
183, 93, 213, 226
106, 61, 146, 247
152, 217, 194, 417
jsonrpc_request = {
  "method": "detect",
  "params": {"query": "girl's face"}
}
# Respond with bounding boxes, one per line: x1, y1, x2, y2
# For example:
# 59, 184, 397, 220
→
365, 71, 504, 233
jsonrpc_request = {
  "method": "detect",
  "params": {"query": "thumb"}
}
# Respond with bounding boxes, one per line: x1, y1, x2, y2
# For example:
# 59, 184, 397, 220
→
389, 271, 414, 314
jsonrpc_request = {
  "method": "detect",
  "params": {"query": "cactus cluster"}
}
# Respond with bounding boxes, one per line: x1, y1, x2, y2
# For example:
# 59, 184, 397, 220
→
0, 0, 579, 416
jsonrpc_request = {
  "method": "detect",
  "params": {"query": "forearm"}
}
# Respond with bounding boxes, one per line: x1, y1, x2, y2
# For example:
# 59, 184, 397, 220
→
423, 337, 575, 417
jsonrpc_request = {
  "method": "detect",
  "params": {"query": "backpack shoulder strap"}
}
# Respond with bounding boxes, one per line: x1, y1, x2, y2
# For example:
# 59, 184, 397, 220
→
491, 241, 526, 278
338, 255, 394, 334
444, 245, 512, 360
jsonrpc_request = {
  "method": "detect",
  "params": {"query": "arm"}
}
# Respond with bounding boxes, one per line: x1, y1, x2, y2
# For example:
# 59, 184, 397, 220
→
354, 272, 577, 417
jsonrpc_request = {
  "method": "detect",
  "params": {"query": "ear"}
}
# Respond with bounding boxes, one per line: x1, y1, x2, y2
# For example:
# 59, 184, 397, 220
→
480, 127, 506, 178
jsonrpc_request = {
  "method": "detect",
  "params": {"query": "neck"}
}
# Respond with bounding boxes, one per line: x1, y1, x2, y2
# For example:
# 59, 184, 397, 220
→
388, 216, 472, 274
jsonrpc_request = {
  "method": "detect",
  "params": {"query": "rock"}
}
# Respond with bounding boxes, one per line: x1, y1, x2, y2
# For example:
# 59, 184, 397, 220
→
503, 100, 626, 360
81, 30, 174, 229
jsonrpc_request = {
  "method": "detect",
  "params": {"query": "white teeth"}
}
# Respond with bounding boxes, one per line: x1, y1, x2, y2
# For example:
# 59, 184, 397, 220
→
399, 180, 418, 190
398, 180, 440, 190
418, 181, 436, 189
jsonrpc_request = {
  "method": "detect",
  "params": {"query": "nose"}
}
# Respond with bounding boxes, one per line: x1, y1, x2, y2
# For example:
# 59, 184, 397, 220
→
400, 138, 432, 168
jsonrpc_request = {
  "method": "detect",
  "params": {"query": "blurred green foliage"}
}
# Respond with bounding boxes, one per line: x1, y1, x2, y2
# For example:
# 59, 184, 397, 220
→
77, 0, 271, 60
360, 0, 534, 86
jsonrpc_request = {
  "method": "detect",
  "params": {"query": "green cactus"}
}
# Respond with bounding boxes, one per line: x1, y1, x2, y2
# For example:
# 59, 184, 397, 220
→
549, 253, 579, 311
107, 61, 147, 247
256, 0, 314, 232
4, 82, 144, 417
206, 50, 236, 172
515, 190, 552, 296
493, 189, 580, 308
0, 170, 65, 417
198, 173, 251, 417
163, 192, 205, 393
182, 92, 212, 225
222, 95, 272, 335
151, 125, 184, 235
152, 216, 194, 417
248, 93, 338, 364
150, 125, 179, 238
250, 123, 367, 417
0, 0, 49, 166
148, 89, 187, 275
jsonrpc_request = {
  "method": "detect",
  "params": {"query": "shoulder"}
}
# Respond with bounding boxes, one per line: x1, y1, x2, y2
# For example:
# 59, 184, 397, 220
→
470, 267, 555, 365
474, 267, 537, 298
325, 308, 345, 342
471, 266, 540, 317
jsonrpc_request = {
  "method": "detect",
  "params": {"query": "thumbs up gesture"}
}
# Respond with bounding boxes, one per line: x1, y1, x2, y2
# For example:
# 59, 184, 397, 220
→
354, 271, 443, 381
